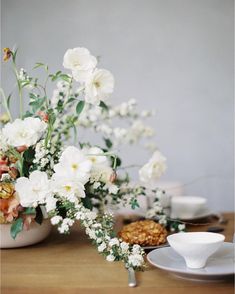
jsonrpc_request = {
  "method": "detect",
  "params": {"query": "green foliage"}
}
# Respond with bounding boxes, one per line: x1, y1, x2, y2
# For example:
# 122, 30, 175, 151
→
76, 101, 85, 115
33, 62, 49, 72
130, 198, 140, 210
81, 196, 93, 210
104, 138, 113, 149
35, 206, 43, 225
10, 218, 23, 239
23, 207, 36, 215
99, 101, 109, 111
29, 96, 46, 113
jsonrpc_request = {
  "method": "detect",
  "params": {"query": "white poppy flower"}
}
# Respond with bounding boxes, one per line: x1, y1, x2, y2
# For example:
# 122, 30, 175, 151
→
2, 117, 47, 147
139, 150, 167, 184
15, 171, 51, 207
51, 176, 86, 202
63, 47, 97, 82
85, 69, 114, 105
54, 146, 92, 184
84, 146, 109, 167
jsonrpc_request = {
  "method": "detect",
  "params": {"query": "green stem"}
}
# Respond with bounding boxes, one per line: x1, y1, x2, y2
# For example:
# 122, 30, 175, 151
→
18, 84, 23, 119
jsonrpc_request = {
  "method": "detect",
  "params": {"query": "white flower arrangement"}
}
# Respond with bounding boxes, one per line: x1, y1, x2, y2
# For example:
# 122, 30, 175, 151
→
0, 46, 184, 271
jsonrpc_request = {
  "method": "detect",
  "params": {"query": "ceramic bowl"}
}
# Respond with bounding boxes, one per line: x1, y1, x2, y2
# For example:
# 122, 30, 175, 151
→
171, 196, 207, 219
167, 232, 225, 269
0, 219, 52, 248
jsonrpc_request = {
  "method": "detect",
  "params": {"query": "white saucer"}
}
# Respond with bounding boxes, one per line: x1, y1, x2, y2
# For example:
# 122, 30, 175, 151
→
173, 209, 212, 221
147, 242, 234, 281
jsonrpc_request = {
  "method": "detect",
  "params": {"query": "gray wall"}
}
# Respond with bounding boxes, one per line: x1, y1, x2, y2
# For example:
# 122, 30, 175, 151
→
1, 0, 234, 211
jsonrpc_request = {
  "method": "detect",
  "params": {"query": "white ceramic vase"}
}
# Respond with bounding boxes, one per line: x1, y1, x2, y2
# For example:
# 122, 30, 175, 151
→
0, 219, 52, 248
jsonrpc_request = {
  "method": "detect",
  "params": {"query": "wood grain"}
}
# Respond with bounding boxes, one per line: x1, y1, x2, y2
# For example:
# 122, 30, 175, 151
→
1, 213, 234, 294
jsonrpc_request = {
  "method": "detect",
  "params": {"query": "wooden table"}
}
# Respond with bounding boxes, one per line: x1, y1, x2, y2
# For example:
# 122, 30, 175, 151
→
1, 213, 234, 294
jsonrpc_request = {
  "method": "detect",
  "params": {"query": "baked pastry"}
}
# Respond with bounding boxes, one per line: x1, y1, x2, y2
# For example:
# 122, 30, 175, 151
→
119, 220, 167, 246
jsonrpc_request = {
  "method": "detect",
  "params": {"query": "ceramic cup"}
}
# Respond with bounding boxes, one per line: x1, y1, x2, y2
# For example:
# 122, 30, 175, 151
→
171, 196, 207, 219
167, 232, 225, 269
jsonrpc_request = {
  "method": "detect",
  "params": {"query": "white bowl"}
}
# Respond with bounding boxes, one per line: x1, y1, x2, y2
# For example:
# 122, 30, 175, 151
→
167, 232, 225, 269
171, 196, 207, 219
0, 220, 52, 248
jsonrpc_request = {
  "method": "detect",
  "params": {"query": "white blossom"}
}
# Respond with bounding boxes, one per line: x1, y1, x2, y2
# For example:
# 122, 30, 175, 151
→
15, 171, 51, 207
85, 69, 114, 105
139, 150, 167, 184
120, 242, 129, 253
109, 238, 119, 247
2, 117, 47, 147
98, 242, 106, 252
51, 215, 62, 225
51, 176, 86, 202
106, 254, 115, 262
54, 146, 92, 184
63, 47, 97, 83
128, 254, 144, 267
45, 196, 57, 212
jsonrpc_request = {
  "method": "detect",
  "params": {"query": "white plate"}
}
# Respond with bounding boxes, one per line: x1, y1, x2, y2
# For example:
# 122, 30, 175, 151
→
147, 242, 234, 281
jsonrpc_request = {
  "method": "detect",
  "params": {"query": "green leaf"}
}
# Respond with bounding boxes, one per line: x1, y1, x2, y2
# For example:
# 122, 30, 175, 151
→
59, 74, 71, 82
66, 97, 76, 104
23, 207, 36, 215
99, 101, 109, 111
29, 97, 46, 113
10, 218, 23, 239
23, 147, 35, 163
81, 196, 93, 210
23, 111, 33, 118
35, 206, 43, 225
33, 62, 48, 72
104, 138, 113, 149
29, 93, 39, 100
76, 101, 85, 115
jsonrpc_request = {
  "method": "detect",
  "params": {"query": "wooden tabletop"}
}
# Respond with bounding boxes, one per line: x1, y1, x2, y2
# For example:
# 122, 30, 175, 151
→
1, 212, 234, 294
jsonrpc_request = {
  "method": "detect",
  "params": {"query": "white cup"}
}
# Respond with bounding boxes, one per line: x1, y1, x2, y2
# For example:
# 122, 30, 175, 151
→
167, 232, 225, 269
171, 196, 207, 219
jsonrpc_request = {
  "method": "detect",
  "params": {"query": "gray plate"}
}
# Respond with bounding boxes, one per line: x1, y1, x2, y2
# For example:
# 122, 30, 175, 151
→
147, 242, 235, 281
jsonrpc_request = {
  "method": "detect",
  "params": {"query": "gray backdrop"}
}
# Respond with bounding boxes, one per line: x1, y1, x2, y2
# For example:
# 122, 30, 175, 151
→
1, 0, 234, 211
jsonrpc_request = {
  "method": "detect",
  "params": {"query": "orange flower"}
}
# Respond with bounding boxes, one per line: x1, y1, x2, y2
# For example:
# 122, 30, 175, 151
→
3, 48, 12, 62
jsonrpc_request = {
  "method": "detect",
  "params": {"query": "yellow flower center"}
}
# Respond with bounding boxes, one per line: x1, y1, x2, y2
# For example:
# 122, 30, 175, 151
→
71, 163, 78, 171
65, 185, 72, 192
94, 81, 100, 88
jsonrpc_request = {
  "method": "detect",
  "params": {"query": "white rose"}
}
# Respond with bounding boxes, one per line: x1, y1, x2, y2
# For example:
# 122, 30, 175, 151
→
15, 171, 51, 207
63, 47, 97, 83
85, 69, 114, 105
2, 117, 47, 147
139, 150, 167, 184
54, 146, 92, 184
